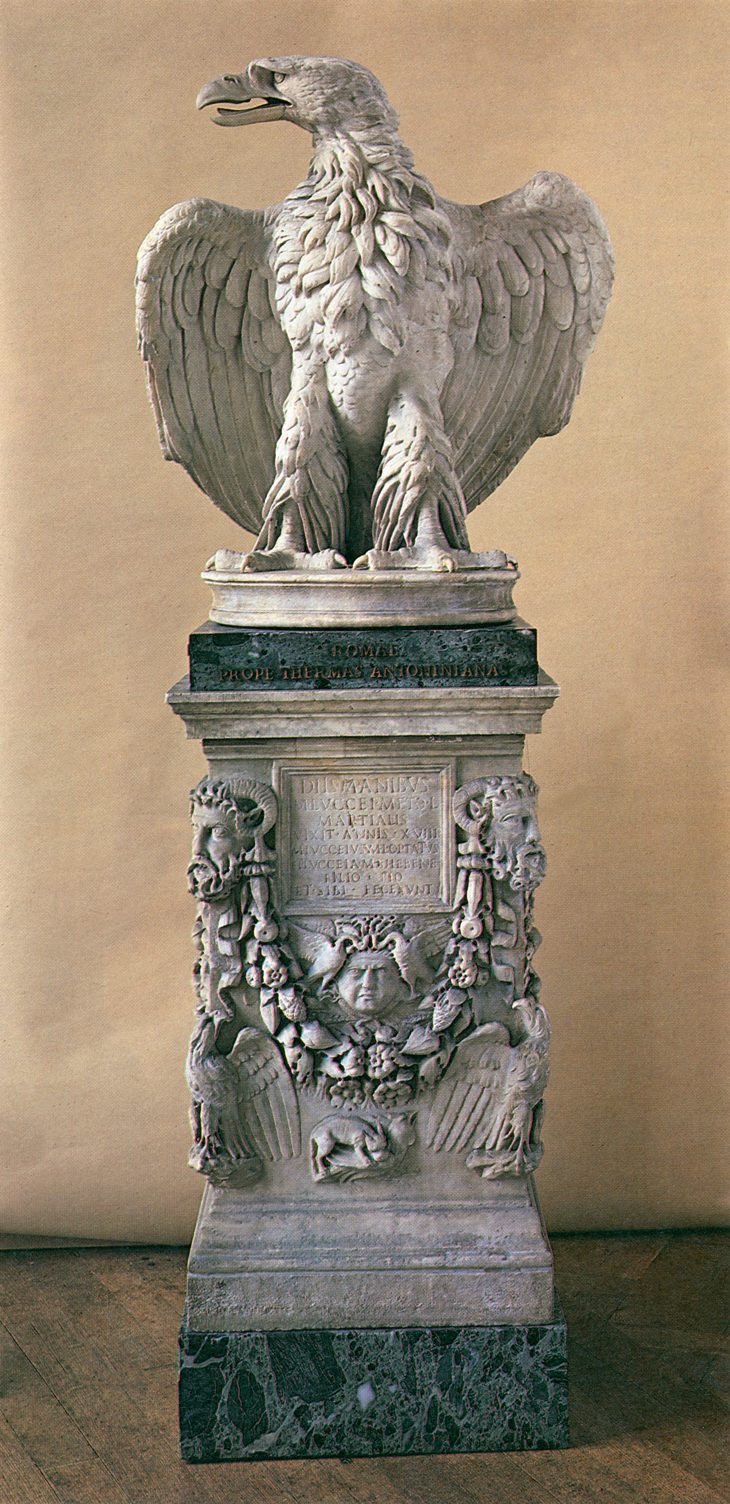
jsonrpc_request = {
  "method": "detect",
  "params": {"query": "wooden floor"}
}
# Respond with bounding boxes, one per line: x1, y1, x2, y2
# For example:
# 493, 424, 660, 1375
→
0, 1231, 728, 1504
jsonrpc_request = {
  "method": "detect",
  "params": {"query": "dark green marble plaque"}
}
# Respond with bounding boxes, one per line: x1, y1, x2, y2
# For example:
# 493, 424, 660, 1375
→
179, 1305, 568, 1462
188, 619, 538, 692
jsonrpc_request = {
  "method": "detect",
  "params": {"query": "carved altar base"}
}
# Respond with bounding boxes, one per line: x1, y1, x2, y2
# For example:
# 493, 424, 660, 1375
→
168, 644, 566, 1460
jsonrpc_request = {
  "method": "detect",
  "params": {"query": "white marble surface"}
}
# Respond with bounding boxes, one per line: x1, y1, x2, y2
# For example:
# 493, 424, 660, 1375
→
175, 680, 559, 1334
138, 57, 612, 572
167, 672, 559, 743
186, 1172, 554, 1330
203, 564, 519, 627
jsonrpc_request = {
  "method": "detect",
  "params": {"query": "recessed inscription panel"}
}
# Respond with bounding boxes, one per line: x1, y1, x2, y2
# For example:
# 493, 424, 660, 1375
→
277, 764, 454, 913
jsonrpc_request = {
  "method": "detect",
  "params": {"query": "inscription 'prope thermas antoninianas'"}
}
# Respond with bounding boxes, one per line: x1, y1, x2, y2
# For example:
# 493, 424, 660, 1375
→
187, 623, 539, 691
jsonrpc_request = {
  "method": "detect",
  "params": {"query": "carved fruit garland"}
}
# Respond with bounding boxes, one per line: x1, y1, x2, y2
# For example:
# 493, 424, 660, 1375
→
185, 772, 549, 1183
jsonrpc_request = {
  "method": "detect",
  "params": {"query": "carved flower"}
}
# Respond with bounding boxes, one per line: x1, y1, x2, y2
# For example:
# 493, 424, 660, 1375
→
262, 954, 290, 988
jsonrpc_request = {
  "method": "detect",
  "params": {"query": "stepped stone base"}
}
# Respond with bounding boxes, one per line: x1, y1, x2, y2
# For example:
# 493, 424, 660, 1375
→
171, 610, 565, 1464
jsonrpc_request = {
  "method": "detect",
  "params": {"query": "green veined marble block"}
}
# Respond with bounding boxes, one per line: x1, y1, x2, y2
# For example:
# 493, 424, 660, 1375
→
188, 619, 538, 692
179, 1305, 568, 1462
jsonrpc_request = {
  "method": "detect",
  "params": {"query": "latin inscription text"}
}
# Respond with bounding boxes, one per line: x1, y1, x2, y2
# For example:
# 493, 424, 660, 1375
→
284, 770, 446, 908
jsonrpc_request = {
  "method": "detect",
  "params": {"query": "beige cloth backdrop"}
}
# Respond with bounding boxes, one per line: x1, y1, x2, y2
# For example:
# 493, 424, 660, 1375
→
1, 0, 728, 1242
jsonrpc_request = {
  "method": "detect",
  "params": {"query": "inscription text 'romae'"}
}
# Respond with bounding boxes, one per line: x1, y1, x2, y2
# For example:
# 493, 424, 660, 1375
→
281, 770, 450, 910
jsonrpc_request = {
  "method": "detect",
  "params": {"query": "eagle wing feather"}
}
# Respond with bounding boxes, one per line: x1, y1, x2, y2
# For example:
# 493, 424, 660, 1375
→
136, 198, 291, 533
227, 1025, 301, 1160
441, 171, 614, 514
425, 1023, 512, 1154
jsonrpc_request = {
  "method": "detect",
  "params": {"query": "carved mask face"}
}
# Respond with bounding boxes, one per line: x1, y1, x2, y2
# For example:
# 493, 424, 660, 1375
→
187, 804, 247, 900
335, 950, 409, 1019
488, 798, 546, 891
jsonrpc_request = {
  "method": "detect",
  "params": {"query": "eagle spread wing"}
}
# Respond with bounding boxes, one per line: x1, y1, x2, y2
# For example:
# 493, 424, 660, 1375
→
425, 997, 550, 1175
425, 1023, 513, 1154
187, 1018, 300, 1171
443, 171, 614, 514
227, 1025, 301, 1159
137, 58, 613, 568
135, 198, 291, 534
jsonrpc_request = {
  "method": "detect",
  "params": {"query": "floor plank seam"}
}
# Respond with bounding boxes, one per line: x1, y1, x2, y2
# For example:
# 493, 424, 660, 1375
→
1, 1236, 728, 1500
0, 1421, 68, 1504
0, 1311, 145, 1495
505, 1454, 571, 1502
81, 1264, 186, 1340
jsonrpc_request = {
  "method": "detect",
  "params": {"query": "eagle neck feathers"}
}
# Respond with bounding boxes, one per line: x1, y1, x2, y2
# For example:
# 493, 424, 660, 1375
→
270, 128, 457, 354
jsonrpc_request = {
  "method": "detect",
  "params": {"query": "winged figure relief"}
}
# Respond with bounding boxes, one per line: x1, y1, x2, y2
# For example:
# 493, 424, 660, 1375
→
286, 913, 453, 1006
425, 997, 549, 1178
186, 1014, 300, 1186
136, 55, 613, 573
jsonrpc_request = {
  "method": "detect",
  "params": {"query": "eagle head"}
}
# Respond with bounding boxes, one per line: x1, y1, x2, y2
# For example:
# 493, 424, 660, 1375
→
196, 55, 399, 138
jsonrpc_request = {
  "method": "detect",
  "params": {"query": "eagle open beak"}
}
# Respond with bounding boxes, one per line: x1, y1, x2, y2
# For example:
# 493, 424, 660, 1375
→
196, 71, 288, 127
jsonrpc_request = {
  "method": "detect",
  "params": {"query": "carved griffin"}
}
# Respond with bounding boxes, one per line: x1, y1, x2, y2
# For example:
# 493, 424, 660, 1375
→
136, 55, 614, 573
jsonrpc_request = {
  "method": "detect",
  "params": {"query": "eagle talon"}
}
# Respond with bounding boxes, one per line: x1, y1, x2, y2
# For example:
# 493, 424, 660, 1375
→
239, 548, 348, 572
310, 549, 349, 571
241, 550, 294, 572
352, 549, 397, 571
353, 546, 459, 573
427, 548, 457, 574
138, 58, 614, 573
206, 549, 247, 572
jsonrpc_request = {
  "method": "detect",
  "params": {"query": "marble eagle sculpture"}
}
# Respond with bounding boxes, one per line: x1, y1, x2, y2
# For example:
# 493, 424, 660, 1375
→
136, 55, 614, 572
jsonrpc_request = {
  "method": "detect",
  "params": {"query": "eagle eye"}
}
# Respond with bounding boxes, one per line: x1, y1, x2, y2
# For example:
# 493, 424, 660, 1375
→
274, 71, 288, 86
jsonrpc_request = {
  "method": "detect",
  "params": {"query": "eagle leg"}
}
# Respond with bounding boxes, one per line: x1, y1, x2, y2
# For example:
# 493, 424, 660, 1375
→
241, 356, 350, 572
354, 388, 470, 572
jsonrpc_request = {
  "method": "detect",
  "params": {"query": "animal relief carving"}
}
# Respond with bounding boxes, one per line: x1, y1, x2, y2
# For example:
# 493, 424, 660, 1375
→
425, 1000, 549, 1179
186, 1015, 299, 1187
184, 772, 551, 1187
310, 1111, 416, 1182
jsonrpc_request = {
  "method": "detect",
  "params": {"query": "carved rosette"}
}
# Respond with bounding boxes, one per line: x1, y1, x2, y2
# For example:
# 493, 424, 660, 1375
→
184, 772, 550, 1187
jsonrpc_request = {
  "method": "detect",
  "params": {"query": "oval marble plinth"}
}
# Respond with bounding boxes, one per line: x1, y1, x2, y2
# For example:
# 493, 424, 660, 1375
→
203, 566, 519, 628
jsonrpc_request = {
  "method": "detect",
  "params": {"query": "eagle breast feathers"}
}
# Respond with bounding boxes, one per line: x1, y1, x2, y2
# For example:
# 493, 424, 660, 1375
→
136, 56, 613, 558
